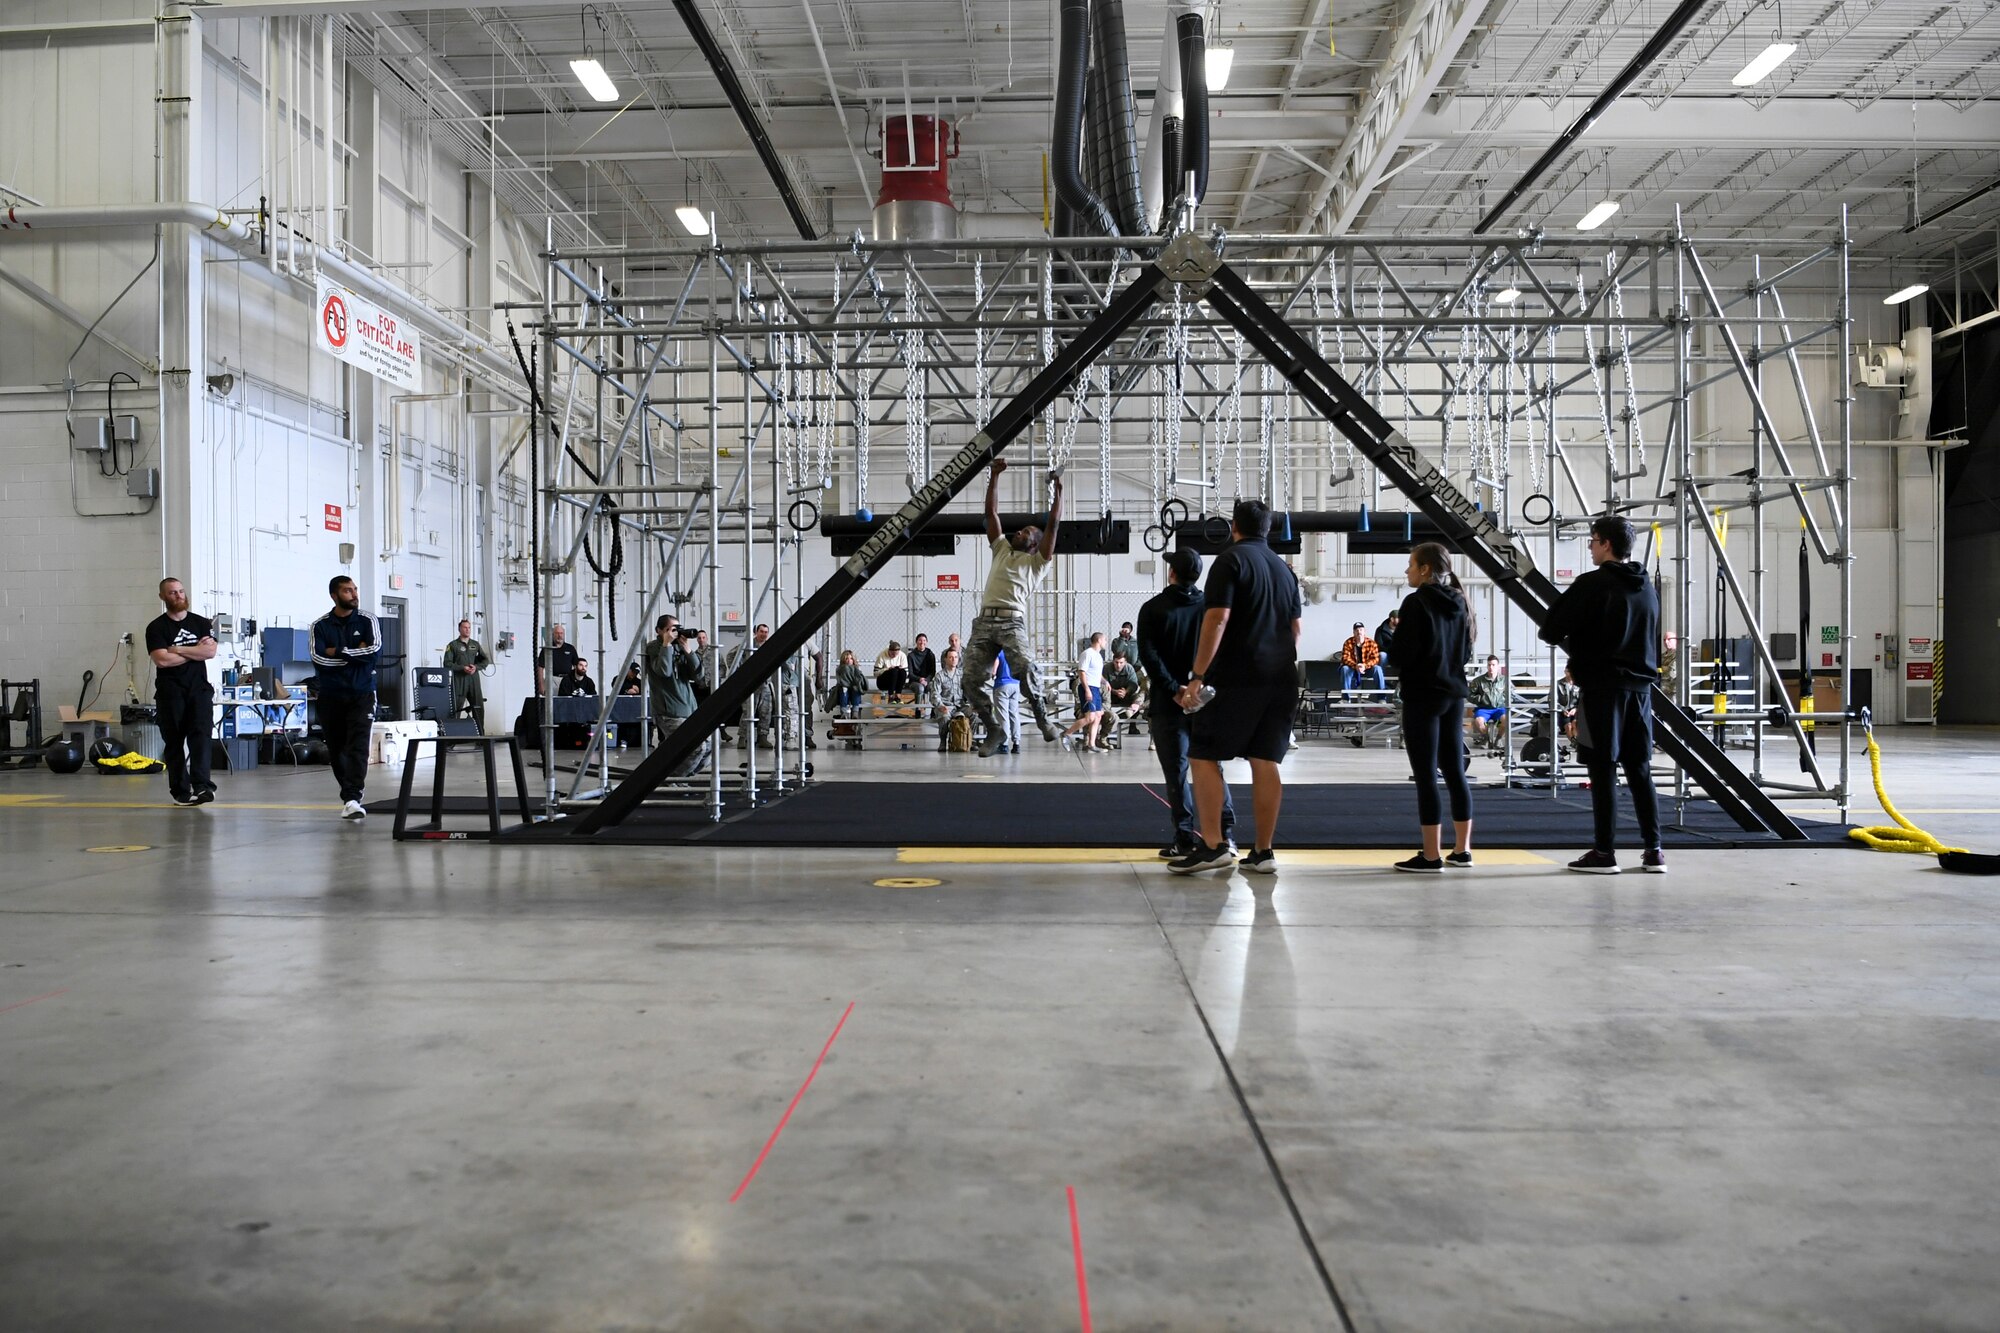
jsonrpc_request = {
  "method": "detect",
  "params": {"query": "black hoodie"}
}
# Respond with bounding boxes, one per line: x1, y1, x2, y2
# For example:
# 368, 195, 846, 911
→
1538, 560, 1659, 691
1394, 583, 1473, 702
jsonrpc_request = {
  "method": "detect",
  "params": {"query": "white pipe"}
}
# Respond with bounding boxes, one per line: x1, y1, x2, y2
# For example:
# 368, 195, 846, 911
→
1139, 7, 1189, 230
0, 202, 258, 244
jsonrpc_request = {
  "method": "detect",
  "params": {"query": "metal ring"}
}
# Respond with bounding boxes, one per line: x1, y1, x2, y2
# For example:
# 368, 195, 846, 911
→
787, 498, 820, 533
1521, 493, 1555, 526
1202, 514, 1231, 546
1142, 523, 1172, 553
1158, 498, 1190, 530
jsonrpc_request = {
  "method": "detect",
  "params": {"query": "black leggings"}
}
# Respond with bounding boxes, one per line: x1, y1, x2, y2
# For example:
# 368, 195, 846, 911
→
1403, 692, 1473, 827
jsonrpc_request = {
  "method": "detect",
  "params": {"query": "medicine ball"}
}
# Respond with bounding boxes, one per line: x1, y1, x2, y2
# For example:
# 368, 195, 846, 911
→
44, 738, 85, 774
88, 737, 130, 763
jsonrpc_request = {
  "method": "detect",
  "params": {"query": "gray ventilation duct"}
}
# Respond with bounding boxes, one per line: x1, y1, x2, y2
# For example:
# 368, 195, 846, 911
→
1089, 0, 1148, 236
1174, 11, 1210, 210
1053, 0, 1120, 237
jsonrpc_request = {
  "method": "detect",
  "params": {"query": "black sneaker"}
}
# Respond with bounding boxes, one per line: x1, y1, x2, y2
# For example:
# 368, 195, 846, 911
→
1159, 838, 1196, 859
1567, 850, 1621, 875
1168, 841, 1236, 875
1641, 848, 1668, 874
1394, 854, 1444, 873
192, 788, 217, 806
1241, 848, 1277, 874
170, 792, 198, 807
1444, 851, 1473, 868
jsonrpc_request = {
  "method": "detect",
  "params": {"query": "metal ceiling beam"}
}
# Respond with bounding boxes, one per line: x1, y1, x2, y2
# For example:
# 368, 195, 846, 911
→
1472, 0, 1713, 234
1297, 0, 1486, 235
671, 0, 820, 239
1415, 96, 2000, 150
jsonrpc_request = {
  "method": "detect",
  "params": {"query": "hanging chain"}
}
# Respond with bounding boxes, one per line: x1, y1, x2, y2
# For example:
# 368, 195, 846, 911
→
972, 254, 991, 429
1608, 250, 1646, 473
1098, 356, 1114, 515
1578, 264, 1617, 462
1040, 257, 1056, 458
1148, 362, 1164, 505
1164, 289, 1186, 487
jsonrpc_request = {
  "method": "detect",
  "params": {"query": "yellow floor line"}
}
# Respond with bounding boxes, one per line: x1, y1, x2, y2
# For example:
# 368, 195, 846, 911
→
0, 795, 333, 811
898, 846, 1556, 866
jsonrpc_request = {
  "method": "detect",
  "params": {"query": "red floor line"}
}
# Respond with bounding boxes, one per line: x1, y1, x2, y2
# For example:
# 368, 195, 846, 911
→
1138, 783, 1172, 811
729, 1000, 856, 1203
1068, 1185, 1093, 1332
0, 989, 67, 1016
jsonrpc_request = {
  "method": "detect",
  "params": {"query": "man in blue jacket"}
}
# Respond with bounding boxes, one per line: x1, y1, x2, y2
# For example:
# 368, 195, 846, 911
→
311, 575, 381, 820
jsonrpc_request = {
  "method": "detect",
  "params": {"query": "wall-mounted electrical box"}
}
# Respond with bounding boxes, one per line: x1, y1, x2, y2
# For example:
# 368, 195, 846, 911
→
497, 631, 516, 652
84, 414, 141, 452
126, 468, 158, 499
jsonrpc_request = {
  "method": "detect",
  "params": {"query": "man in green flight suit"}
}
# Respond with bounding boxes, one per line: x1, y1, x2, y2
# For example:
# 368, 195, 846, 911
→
443, 619, 490, 733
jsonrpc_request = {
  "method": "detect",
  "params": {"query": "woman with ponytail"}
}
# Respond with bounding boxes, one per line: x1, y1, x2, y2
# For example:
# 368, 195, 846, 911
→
1393, 542, 1476, 872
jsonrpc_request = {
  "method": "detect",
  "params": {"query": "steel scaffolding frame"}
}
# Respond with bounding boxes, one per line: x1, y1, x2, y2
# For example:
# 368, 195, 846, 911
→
515, 220, 1855, 828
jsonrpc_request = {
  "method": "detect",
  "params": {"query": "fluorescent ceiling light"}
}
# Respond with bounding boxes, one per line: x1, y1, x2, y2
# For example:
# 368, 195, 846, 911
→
1205, 43, 1234, 91
1576, 199, 1620, 231
675, 205, 710, 237
1732, 41, 1798, 87
1883, 283, 1929, 305
569, 57, 619, 103
1493, 285, 1522, 305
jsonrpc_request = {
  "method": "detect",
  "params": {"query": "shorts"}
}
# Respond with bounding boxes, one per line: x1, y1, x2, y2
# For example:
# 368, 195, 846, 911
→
1473, 707, 1508, 723
1188, 684, 1298, 764
1083, 685, 1103, 712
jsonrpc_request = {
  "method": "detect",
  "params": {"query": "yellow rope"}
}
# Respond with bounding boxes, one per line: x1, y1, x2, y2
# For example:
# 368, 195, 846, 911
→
1847, 722, 1967, 855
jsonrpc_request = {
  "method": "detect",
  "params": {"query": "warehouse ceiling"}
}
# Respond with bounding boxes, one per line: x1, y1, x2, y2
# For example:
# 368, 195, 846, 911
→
222, 0, 2000, 265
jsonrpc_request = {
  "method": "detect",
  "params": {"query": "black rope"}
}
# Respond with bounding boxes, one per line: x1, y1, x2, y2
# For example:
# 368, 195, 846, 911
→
506, 318, 542, 667
581, 496, 623, 639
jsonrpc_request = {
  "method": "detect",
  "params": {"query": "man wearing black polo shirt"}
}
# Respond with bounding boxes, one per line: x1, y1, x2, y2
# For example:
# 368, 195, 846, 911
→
1171, 499, 1302, 875
145, 577, 218, 807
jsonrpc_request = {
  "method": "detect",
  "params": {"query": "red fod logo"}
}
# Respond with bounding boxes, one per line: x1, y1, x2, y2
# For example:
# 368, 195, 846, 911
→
321, 292, 349, 350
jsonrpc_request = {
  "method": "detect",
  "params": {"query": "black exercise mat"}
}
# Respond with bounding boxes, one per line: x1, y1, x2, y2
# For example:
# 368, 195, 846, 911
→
489, 780, 1849, 849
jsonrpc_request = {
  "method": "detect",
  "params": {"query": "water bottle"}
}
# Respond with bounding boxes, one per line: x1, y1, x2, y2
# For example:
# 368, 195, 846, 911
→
1184, 683, 1218, 713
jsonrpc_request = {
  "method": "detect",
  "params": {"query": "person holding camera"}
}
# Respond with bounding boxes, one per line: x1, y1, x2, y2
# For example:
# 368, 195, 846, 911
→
642, 615, 707, 774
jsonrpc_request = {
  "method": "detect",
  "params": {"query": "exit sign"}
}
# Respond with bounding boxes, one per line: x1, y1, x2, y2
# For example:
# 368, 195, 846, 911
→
1821, 625, 1839, 643
936, 574, 959, 590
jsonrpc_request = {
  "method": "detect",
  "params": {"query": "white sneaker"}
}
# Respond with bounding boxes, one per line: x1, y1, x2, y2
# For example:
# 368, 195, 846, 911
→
341, 800, 366, 820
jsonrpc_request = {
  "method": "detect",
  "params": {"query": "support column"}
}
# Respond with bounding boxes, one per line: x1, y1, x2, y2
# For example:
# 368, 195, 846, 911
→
159, 5, 207, 589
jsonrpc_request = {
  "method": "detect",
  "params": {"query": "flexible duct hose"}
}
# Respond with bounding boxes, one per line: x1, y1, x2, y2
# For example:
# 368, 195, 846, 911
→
1084, 64, 1112, 216
1175, 12, 1210, 210
1090, 0, 1148, 236
1054, 0, 1120, 236
1159, 117, 1184, 230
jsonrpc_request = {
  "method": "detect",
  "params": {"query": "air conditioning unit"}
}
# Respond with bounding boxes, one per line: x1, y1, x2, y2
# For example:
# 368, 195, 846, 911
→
1853, 342, 1907, 390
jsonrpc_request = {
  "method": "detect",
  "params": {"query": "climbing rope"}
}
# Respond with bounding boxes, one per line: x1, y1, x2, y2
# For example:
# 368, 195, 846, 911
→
1848, 716, 1967, 855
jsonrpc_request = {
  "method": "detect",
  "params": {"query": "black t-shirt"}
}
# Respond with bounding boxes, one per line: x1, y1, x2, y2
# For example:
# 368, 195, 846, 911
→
543, 641, 581, 682
1203, 537, 1303, 688
146, 612, 215, 695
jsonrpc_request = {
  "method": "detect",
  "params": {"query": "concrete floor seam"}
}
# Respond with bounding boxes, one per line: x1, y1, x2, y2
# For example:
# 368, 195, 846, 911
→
1137, 871, 1362, 1333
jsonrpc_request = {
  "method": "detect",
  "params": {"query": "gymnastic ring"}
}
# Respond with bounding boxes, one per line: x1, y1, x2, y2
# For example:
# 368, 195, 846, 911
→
1202, 514, 1231, 546
787, 498, 821, 533
1158, 498, 1190, 530
1521, 493, 1555, 526
1142, 523, 1172, 553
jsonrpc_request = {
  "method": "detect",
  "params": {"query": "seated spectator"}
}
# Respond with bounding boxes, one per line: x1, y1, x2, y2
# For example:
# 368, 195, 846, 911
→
1375, 610, 1400, 670
1468, 655, 1512, 751
1102, 649, 1143, 741
907, 633, 938, 703
556, 657, 598, 749
616, 663, 643, 750
1340, 621, 1387, 693
931, 647, 968, 751
1555, 663, 1581, 744
874, 639, 910, 701
831, 650, 868, 715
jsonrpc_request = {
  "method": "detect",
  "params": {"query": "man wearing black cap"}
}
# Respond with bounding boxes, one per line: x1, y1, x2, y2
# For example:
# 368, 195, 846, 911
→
1137, 547, 1236, 860
1339, 620, 1386, 693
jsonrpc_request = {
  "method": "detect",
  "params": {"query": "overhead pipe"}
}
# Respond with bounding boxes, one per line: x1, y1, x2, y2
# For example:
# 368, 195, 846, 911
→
1090, 0, 1148, 236
1174, 11, 1211, 211
1, 202, 257, 245
1052, 0, 1121, 237
670, 0, 820, 240
1140, 6, 1186, 230
1472, 0, 1709, 234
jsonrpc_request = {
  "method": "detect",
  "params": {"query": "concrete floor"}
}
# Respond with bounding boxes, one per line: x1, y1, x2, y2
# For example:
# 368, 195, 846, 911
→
2, 725, 1997, 1331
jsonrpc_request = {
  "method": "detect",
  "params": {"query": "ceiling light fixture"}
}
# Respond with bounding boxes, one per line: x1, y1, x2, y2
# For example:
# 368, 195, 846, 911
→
1577, 199, 1620, 231
675, 205, 711, 237
571, 6, 619, 103
1732, 40, 1797, 86
1883, 283, 1929, 305
1205, 41, 1235, 90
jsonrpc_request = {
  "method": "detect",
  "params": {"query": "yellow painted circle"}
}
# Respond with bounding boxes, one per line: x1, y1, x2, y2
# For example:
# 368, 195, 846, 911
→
873, 876, 943, 889
85, 845, 153, 853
